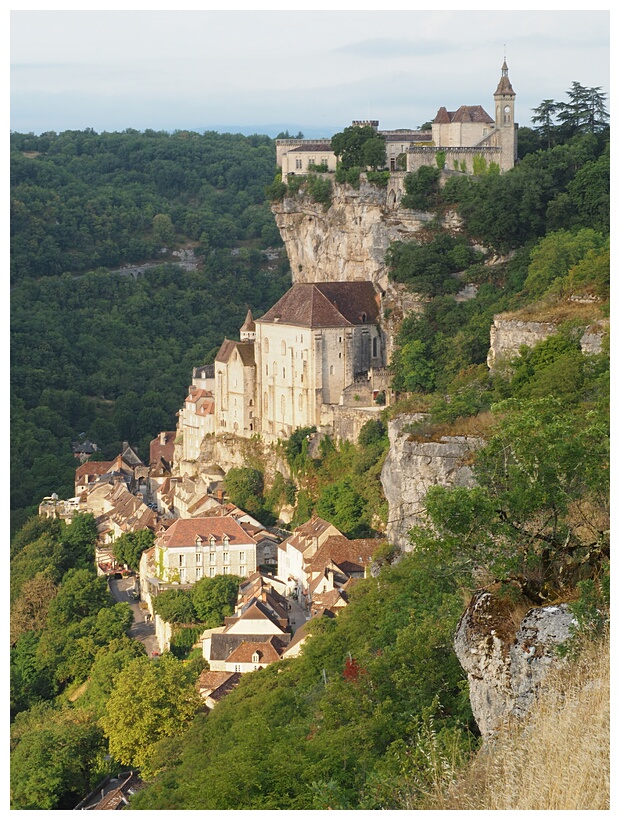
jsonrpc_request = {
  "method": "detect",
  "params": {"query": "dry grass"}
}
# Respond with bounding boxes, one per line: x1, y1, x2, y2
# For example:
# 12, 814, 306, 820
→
405, 410, 495, 443
500, 297, 607, 325
424, 634, 610, 811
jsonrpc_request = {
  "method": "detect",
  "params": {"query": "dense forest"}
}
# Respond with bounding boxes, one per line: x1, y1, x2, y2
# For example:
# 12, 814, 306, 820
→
10, 83, 609, 809
10, 129, 289, 532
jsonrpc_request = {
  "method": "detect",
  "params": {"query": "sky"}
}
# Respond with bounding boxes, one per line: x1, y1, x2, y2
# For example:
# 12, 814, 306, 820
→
9, 5, 611, 138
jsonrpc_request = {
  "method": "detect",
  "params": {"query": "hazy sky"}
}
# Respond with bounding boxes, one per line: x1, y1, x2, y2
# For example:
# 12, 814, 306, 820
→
10, 5, 610, 137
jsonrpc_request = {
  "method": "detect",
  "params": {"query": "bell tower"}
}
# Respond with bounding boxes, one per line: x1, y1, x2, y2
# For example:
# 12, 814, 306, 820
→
494, 59, 517, 171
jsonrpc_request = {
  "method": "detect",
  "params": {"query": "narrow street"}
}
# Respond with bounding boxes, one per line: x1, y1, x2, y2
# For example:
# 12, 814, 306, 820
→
108, 576, 160, 657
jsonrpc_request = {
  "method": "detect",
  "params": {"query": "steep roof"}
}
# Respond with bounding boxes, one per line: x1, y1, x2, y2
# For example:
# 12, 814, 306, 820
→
75, 461, 115, 481
241, 309, 255, 332
215, 339, 255, 366
149, 432, 176, 468
433, 105, 494, 124
226, 636, 284, 665
495, 61, 516, 96
207, 632, 289, 661
157, 516, 256, 548
305, 535, 380, 575
257, 282, 380, 328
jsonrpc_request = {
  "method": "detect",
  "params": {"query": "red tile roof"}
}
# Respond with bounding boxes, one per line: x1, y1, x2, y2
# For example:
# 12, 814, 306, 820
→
215, 339, 255, 366
226, 636, 284, 665
433, 105, 494, 125
258, 282, 380, 328
149, 432, 176, 466
305, 535, 380, 575
157, 516, 256, 548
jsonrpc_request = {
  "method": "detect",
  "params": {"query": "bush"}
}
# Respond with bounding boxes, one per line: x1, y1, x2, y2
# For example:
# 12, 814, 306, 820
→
401, 166, 441, 210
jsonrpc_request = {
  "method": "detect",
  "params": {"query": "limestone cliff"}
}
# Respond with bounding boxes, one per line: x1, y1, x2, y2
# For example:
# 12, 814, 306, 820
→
488, 314, 608, 371
380, 414, 484, 550
453, 588, 575, 737
272, 176, 460, 292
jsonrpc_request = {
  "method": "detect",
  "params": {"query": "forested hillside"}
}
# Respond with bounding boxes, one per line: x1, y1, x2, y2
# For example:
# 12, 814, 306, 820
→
10, 95, 609, 809
10, 129, 289, 531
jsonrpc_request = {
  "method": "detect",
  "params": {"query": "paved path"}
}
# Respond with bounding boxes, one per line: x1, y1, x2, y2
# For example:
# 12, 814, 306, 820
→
109, 576, 159, 657
288, 597, 309, 634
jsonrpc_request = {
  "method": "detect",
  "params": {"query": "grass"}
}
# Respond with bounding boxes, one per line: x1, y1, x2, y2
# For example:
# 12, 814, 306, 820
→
500, 297, 607, 325
421, 632, 610, 810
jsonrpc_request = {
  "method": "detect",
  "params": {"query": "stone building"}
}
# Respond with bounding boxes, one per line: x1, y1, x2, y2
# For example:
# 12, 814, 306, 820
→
212, 282, 386, 441
153, 516, 257, 584
276, 61, 517, 179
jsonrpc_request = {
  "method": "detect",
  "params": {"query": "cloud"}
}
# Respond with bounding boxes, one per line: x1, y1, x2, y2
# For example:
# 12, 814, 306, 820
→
332, 38, 455, 59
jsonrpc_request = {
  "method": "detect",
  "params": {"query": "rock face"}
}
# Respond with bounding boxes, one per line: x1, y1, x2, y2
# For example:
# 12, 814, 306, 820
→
488, 316, 608, 371
454, 589, 576, 737
272, 178, 458, 292
380, 415, 484, 550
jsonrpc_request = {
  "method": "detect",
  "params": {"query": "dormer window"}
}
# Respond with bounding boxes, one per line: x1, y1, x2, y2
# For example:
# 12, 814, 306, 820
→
210, 536, 216, 547
223, 535, 230, 547
252, 651, 260, 664
361, 312, 367, 323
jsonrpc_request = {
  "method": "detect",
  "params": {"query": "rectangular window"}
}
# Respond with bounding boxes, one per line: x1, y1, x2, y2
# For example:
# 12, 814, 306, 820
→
235, 664, 241, 672
223, 552, 229, 564
240, 566, 246, 576
196, 553, 202, 565
239, 551, 245, 562
196, 567, 203, 580
210, 552, 216, 564
223, 566, 229, 575
209, 567, 215, 577
180, 568, 186, 582
179, 554, 185, 567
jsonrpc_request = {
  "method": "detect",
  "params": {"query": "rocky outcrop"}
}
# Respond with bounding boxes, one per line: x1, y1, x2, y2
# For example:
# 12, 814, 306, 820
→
487, 316, 608, 371
454, 588, 576, 737
272, 177, 460, 292
380, 415, 484, 550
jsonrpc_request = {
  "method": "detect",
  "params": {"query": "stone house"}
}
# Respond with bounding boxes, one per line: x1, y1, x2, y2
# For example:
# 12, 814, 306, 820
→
277, 516, 343, 603
153, 516, 258, 584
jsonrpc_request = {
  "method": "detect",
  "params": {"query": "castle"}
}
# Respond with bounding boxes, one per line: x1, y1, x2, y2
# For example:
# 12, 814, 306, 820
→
278, 61, 517, 179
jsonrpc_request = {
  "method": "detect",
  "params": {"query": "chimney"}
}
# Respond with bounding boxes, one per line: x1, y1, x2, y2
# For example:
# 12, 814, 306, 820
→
160, 432, 166, 445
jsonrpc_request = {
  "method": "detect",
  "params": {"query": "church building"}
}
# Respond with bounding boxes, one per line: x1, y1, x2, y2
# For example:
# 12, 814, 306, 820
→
213, 281, 386, 441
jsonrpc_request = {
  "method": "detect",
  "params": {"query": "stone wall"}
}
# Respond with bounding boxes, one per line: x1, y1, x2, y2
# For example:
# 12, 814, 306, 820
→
380, 415, 484, 550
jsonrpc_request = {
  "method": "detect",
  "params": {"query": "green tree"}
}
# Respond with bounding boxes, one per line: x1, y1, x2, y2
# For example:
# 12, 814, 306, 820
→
100, 654, 202, 776
524, 228, 606, 297
224, 466, 264, 509
401, 165, 440, 210
190, 574, 240, 627
331, 125, 384, 170
531, 99, 558, 149
11, 704, 105, 810
151, 589, 197, 623
113, 528, 155, 571
362, 138, 387, 170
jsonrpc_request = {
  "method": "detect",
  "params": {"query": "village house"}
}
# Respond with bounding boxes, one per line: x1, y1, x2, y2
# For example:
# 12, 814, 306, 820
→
277, 516, 343, 604
196, 670, 242, 710
152, 516, 258, 585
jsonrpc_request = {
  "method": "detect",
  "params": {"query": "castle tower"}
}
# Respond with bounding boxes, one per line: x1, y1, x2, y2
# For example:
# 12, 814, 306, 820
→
240, 309, 256, 342
494, 59, 517, 171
